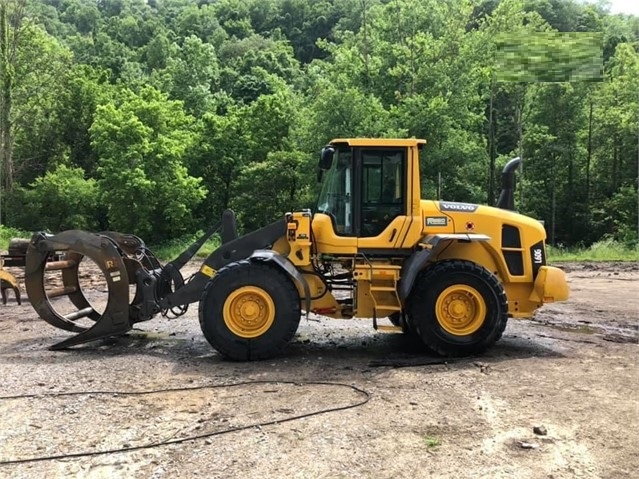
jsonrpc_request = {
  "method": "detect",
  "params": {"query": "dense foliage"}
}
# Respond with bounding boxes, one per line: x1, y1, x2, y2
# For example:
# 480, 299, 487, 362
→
0, 0, 636, 247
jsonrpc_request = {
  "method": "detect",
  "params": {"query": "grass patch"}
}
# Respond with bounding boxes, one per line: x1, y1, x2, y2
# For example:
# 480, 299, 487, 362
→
149, 232, 221, 262
0, 225, 32, 251
548, 239, 638, 262
423, 436, 441, 448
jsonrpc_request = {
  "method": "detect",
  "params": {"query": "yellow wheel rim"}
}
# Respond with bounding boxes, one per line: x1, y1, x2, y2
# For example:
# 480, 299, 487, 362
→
435, 285, 486, 336
223, 286, 275, 338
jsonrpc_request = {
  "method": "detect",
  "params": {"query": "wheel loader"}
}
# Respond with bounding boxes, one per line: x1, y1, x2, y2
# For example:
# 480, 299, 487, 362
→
23, 138, 569, 359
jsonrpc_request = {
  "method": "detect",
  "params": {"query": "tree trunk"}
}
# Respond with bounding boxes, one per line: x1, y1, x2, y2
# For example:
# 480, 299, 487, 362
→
360, 0, 370, 90
586, 98, 593, 210
487, 80, 495, 205
612, 139, 619, 192
0, 0, 13, 193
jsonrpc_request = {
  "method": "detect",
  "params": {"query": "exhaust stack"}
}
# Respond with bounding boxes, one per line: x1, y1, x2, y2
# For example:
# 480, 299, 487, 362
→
496, 157, 521, 211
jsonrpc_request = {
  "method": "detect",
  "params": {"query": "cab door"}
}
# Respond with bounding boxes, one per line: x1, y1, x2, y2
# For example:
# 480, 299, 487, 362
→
356, 147, 409, 251
313, 146, 358, 255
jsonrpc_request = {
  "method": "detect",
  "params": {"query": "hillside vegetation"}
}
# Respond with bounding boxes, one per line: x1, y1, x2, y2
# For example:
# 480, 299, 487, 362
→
0, 0, 636, 248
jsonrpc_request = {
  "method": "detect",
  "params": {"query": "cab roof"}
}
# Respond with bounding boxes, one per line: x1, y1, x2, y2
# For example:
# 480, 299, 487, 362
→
330, 138, 426, 148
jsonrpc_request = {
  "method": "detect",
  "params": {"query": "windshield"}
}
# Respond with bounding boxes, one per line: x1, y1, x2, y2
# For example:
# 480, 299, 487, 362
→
316, 148, 353, 235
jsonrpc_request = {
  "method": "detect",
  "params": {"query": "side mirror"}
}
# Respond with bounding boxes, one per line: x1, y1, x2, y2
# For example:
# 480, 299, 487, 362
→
319, 146, 334, 170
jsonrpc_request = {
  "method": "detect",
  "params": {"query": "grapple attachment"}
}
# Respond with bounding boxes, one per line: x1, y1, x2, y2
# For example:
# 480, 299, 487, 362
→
24, 210, 288, 350
25, 230, 162, 350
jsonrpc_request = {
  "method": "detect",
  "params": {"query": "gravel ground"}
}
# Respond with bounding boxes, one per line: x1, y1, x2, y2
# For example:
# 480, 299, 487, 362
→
0, 261, 637, 479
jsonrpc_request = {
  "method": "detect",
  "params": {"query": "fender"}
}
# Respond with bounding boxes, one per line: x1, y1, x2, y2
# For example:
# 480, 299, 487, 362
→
399, 233, 491, 302
250, 249, 311, 316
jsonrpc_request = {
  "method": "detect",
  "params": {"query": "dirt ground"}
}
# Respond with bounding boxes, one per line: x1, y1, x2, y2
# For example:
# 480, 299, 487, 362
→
0, 260, 637, 479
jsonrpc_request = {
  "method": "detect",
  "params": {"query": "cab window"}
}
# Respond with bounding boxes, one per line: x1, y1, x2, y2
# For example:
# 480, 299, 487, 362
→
316, 149, 354, 235
361, 149, 406, 237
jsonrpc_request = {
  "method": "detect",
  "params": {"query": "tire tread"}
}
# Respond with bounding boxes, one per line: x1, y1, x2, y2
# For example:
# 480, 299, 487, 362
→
407, 259, 508, 356
199, 260, 301, 360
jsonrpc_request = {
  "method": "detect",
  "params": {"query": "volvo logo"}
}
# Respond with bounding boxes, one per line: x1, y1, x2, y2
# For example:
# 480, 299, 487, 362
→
439, 202, 478, 213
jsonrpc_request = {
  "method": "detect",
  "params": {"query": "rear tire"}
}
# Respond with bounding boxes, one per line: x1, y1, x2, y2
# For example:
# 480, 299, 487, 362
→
407, 260, 507, 356
199, 260, 301, 360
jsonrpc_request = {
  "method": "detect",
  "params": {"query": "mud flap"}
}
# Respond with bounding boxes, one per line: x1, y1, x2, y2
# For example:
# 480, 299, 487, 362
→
25, 231, 139, 350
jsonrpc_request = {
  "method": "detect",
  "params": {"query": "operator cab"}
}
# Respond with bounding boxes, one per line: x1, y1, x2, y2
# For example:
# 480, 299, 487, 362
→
317, 141, 408, 238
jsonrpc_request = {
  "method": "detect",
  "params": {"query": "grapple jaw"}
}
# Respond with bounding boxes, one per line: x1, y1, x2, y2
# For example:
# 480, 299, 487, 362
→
25, 230, 163, 350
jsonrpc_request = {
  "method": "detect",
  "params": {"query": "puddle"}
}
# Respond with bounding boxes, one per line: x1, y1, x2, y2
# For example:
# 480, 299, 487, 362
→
543, 323, 596, 334
533, 320, 638, 343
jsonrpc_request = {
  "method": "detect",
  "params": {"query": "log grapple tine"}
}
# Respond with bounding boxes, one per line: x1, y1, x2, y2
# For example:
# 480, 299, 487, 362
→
26, 230, 134, 349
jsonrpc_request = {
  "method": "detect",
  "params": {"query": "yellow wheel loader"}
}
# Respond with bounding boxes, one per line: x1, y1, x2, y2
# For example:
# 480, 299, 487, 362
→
1, 239, 27, 305
0, 268, 21, 305
24, 138, 569, 359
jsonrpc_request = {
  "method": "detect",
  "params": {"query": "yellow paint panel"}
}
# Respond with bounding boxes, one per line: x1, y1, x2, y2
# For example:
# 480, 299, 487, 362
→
311, 213, 357, 255
200, 265, 215, 277
529, 266, 570, 303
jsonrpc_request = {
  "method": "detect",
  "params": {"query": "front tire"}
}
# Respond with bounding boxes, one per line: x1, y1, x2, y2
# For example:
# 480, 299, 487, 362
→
389, 311, 418, 337
407, 260, 508, 356
199, 260, 301, 360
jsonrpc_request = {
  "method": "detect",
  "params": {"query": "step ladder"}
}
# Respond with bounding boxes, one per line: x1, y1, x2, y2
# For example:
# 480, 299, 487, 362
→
368, 265, 403, 332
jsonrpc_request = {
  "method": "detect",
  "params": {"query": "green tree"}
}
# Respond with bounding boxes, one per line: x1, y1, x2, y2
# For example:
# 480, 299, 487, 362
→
151, 34, 220, 116
55, 64, 112, 176
6, 164, 100, 231
173, 2, 226, 47
302, 80, 399, 145
0, 0, 15, 201
186, 108, 247, 224
240, 87, 299, 160
218, 33, 300, 103
232, 151, 310, 231
8, 0, 637, 249
212, 0, 253, 39
589, 43, 639, 244
603, 186, 638, 246
520, 83, 588, 245
90, 87, 206, 240
475, 0, 550, 204
60, 0, 100, 35
3, 11, 73, 187
144, 32, 170, 70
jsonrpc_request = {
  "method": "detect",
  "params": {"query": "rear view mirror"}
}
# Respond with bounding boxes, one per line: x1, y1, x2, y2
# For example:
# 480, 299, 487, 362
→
319, 146, 334, 170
